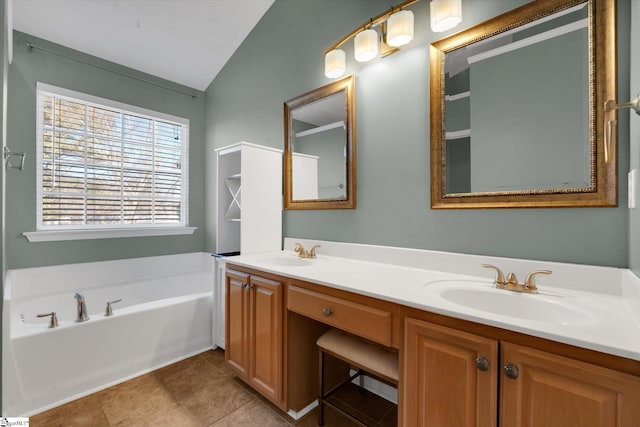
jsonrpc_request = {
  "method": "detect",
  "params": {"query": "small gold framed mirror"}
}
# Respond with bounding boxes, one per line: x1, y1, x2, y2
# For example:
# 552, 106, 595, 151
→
284, 75, 356, 210
430, 0, 617, 209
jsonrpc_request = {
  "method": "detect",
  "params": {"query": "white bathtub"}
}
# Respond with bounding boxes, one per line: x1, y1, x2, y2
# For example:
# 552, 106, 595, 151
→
3, 252, 214, 416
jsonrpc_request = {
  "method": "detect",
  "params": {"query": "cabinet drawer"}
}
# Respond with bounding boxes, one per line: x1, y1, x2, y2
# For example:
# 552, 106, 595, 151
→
288, 285, 392, 346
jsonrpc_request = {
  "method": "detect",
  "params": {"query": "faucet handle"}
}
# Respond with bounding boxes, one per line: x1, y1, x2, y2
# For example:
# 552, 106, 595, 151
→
506, 272, 519, 287
37, 312, 59, 328
524, 270, 552, 292
482, 264, 506, 287
294, 242, 305, 255
309, 245, 321, 258
105, 299, 122, 316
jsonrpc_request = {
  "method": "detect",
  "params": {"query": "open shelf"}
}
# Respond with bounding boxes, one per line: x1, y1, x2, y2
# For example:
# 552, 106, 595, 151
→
224, 175, 242, 221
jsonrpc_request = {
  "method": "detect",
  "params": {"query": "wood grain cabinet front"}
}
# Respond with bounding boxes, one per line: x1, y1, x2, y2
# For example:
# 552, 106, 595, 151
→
500, 342, 640, 427
225, 270, 283, 406
403, 317, 640, 427
287, 284, 393, 346
402, 317, 498, 427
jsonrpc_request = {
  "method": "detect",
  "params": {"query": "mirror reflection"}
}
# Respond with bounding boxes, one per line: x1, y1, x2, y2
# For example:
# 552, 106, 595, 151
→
291, 92, 347, 200
444, 3, 589, 194
284, 75, 356, 210
430, 0, 617, 209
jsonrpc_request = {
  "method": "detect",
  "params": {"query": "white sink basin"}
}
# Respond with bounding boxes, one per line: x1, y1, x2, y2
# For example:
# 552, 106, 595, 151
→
437, 286, 591, 325
257, 256, 313, 267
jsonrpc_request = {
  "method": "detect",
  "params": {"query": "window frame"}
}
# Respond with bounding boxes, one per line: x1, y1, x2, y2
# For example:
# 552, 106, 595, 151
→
34, 82, 190, 234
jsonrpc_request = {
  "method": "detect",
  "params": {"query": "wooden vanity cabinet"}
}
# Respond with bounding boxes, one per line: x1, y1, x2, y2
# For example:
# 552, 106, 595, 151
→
500, 342, 640, 427
403, 317, 640, 427
225, 270, 283, 405
402, 317, 498, 427
223, 264, 640, 425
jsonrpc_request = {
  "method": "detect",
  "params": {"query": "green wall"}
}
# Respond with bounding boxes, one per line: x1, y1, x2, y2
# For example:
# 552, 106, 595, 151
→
205, 0, 631, 267
6, 32, 206, 269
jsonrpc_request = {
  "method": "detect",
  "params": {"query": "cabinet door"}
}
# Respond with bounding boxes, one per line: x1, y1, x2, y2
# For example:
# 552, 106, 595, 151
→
501, 342, 640, 427
402, 318, 498, 427
225, 271, 250, 378
249, 275, 283, 403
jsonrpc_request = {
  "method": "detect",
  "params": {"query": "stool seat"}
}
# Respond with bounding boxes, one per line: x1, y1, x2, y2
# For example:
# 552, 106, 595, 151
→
317, 329, 399, 385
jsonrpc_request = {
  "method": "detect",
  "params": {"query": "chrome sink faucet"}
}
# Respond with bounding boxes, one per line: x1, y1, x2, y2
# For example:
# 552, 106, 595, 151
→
294, 242, 321, 259
74, 291, 90, 322
482, 264, 552, 294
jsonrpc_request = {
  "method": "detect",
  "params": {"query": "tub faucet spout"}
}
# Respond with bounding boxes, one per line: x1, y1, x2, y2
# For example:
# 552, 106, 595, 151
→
75, 291, 90, 322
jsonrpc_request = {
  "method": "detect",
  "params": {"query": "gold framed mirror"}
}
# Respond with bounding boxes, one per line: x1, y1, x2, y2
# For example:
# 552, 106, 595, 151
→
284, 75, 356, 210
430, 0, 617, 209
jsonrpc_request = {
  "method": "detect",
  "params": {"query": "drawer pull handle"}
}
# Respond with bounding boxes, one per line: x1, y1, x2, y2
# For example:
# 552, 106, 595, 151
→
475, 356, 490, 371
504, 363, 519, 379
322, 307, 333, 317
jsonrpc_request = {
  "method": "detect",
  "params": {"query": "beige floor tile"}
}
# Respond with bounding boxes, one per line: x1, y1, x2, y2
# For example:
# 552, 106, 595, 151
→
110, 403, 201, 427
98, 375, 180, 425
160, 359, 227, 399
152, 353, 210, 381
29, 394, 109, 427
199, 349, 236, 377
28, 350, 397, 427
177, 377, 254, 425
198, 348, 226, 367
210, 398, 291, 427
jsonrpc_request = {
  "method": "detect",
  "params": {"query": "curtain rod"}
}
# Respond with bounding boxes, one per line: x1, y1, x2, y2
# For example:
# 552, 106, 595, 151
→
25, 41, 199, 100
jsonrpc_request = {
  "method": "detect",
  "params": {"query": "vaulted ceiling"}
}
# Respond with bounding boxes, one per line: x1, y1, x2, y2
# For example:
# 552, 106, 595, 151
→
12, 0, 274, 91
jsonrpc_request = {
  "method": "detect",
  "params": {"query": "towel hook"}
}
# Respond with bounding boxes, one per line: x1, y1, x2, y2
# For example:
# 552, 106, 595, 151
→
605, 94, 640, 116
602, 94, 640, 165
3, 147, 26, 171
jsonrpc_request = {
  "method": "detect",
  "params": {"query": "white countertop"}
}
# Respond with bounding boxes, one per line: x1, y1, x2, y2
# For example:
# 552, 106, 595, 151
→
223, 240, 640, 362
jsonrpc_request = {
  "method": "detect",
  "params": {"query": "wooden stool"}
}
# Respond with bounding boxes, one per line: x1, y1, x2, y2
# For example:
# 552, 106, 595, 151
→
317, 329, 399, 426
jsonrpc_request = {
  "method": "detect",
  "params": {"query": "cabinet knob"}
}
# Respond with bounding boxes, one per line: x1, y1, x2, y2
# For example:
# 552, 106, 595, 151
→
322, 307, 333, 317
504, 363, 520, 379
475, 356, 490, 371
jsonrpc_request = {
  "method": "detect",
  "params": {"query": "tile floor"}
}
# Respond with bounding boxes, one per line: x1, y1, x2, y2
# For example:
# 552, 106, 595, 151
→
30, 349, 397, 426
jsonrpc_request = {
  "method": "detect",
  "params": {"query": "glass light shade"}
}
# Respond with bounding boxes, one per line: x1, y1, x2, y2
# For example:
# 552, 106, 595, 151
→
354, 29, 379, 62
325, 49, 346, 78
386, 10, 414, 47
430, 0, 462, 33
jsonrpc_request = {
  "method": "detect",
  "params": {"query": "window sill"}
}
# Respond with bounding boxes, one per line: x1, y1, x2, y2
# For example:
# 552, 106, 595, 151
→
23, 227, 197, 242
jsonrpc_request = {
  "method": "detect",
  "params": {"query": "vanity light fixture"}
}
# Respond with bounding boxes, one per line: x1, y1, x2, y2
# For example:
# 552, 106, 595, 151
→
430, 0, 462, 33
325, 49, 346, 78
354, 28, 379, 62
324, 0, 462, 79
387, 9, 415, 47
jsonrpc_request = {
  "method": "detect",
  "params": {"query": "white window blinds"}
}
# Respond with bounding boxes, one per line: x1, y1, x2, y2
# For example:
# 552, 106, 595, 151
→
36, 83, 189, 229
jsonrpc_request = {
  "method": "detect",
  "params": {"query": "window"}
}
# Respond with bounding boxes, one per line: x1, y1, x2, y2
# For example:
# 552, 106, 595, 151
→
35, 83, 189, 231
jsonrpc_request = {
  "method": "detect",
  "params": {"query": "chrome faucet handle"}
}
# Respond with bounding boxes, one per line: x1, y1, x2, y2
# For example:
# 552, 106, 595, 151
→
482, 264, 506, 287
524, 270, 552, 292
37, 312, 59, 328
74, 291, 90, 322
105, 299, 122, 316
